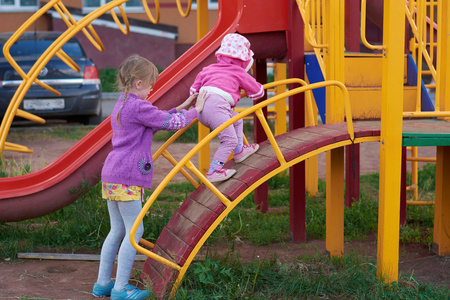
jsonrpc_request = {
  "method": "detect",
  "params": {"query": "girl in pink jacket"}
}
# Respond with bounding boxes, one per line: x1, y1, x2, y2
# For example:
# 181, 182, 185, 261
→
190, 33, 264, 182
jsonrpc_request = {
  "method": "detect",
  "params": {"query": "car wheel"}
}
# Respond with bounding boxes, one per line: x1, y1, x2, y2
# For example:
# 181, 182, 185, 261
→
87, 105, 103, 125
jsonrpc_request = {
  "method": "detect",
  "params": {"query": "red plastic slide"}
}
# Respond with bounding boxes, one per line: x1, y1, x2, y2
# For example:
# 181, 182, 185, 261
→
0, 0, 294, 221
0, 1, 243, 222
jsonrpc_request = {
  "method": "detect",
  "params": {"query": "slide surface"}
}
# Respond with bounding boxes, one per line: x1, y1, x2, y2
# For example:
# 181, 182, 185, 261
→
0, 0, 243, 222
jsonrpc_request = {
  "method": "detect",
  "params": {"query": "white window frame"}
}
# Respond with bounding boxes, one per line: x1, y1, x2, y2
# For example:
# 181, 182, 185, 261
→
0, 0, 38, 12
192, 0, 218, 10
82, 0, 145, 14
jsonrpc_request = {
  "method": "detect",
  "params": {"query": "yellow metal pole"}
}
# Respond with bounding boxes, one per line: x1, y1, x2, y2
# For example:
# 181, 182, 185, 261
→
377, 0, 405, 284
436, 0, 450, 114
325, 0, 345, 257
411, 146, 418, 201
196, 0, 209, 38
305, 95, 318, 197
196, 0, 210, 175
432, 0, 450, 256
415, 0, 425, 112
433, 146, 450, 255
274, 63, 287, 136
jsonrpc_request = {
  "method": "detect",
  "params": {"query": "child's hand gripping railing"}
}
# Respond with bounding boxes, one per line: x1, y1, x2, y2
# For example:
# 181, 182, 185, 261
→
130, 79, 353, 297
0, 0, 131, 156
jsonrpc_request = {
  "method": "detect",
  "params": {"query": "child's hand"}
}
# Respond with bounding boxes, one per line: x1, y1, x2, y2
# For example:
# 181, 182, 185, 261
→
176, 93, 198, 112
184, 93, 199, 108
194, 90, 209, 113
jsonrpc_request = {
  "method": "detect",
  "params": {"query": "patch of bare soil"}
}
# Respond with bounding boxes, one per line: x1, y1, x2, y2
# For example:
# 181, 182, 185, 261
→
1, 131, 448, 299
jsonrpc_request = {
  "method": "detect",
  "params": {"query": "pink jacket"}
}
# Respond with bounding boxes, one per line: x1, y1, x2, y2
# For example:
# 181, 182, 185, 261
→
190, 55, 264, 108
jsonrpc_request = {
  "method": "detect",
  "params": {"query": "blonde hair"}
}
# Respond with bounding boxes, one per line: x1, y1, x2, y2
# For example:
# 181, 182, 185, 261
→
116, 54, 159, 126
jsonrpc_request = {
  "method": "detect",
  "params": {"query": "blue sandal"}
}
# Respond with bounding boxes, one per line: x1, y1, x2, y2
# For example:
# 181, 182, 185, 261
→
111, 284, 150, 300
92, 280, 115, 297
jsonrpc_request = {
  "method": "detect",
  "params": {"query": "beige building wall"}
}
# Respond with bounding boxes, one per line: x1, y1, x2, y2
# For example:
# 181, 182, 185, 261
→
1, 1, 218, 45
1, 13, 52, 33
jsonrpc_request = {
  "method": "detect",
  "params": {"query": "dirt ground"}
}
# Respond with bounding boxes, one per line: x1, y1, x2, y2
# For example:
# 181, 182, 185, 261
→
1, 129, 448, 299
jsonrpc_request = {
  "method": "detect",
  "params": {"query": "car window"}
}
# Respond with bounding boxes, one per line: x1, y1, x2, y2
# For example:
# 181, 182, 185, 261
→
0, 38, 84, 58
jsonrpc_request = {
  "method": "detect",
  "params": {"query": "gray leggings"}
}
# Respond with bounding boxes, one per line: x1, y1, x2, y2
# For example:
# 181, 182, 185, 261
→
96, 200, 144, 291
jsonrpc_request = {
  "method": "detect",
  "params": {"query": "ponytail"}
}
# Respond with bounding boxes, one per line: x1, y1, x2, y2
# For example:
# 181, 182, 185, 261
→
116, 77, 132, 127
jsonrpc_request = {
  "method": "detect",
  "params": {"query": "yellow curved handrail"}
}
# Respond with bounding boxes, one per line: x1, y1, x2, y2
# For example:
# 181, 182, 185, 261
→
110, 4, 130, 35
0, 0, 201, 157
53, 1, 106, 52
149, 79, 317, 193
176, 0, 193, 17
295, 0, 327, 77
130, 79, 353, 297
241, 78, 316, 127
55, 49, 81, 72
142, 0, 160, 24
404, 0, 439, 114
0, 0, 132, 156
360, 0, 385, 51
152, 119, 201, 188
296, 0, 328, 49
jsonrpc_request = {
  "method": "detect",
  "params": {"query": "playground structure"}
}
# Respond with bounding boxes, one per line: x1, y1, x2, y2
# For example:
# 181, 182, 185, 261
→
0, 0, 449, 298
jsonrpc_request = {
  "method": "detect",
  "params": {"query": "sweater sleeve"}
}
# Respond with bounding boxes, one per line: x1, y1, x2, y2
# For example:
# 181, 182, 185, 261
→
190, 72, 203, 95
137, 101, 198, 132
240, 73, 264, 101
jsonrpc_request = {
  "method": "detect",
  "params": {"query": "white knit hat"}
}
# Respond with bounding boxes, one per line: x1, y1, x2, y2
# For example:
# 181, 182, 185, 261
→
215, 33, 254, 61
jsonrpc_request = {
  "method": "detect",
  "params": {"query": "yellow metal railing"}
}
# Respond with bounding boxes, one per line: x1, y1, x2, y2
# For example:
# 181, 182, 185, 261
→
403, 1, 441, 204
0, 0, 201, 157
362, 0, 442, 204
297, 0, 327, 76
360, 0, 385, 51
130, 79, 354, 297
405, 0, 438, 111
234, 75, 315, 134
406, 146, 435, 205
359, 0, 443, 119
143, 0, 193, 24
0, 0, 132, 156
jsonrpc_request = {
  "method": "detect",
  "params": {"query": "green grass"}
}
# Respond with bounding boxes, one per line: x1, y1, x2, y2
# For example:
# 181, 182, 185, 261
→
0, 150, 447, 297
0, 162, 439, 257
0, 156, 31, 178
99, 68, 118, 93
0, 175, 418, 256
173, 251, 449, 299
7, 126, 95, 142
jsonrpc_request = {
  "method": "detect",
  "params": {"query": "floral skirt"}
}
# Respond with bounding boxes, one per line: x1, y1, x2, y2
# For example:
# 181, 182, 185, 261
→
102, 182, 143, 202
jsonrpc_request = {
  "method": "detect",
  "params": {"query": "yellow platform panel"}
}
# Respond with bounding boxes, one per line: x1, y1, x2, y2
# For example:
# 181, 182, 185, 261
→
344, 54, 408, 87
348, 86, 417, 119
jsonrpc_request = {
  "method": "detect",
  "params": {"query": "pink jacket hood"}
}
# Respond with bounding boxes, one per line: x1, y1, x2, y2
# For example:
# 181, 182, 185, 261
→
216, 54, 253, 72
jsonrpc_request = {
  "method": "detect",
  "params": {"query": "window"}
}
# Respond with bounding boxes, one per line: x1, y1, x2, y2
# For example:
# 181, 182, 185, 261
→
0, 0, 38, 12
1, 39, 84, 58
192, 0, 218, 10
83, 0, 142, 13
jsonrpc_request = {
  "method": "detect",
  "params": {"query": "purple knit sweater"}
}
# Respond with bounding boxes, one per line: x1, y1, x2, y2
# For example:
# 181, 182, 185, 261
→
101, 93, 198, 189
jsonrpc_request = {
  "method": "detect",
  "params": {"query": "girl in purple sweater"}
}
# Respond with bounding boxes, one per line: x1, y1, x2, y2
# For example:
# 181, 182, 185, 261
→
190, 33, 264, 182
92, 55, 208, 299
